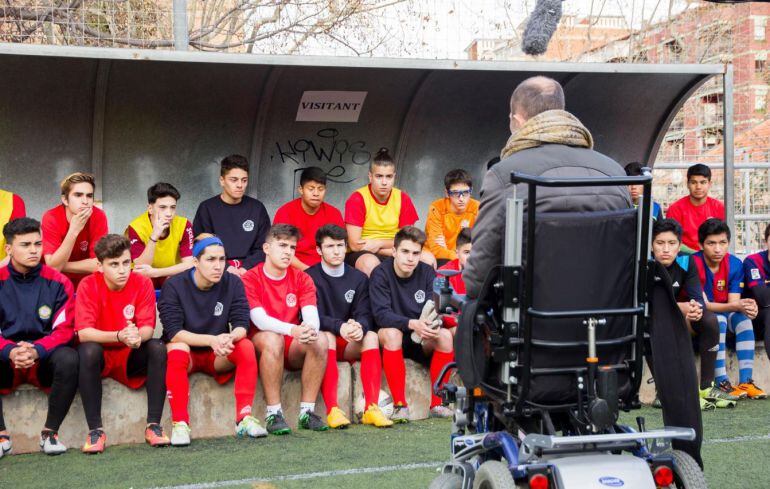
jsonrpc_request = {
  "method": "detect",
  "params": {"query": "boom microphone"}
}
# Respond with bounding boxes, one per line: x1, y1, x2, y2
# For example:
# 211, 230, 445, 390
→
521, 0, 564, 56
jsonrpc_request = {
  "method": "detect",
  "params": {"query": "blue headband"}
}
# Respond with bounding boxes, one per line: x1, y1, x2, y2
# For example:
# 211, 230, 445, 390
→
193, 236, 224, 258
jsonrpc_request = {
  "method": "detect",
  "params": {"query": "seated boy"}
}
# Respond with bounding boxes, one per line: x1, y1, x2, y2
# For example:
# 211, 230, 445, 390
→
126, 182, 194, 287
370, 226, 454, 422
623, 162, 662, 220
243, 224, 329, 434
159, 234, 264, 446
742, 223, 770, 361
437, 228, 472, 331
305, 224, 392, 428
76, 234, 170, 453
0, 217, 77, 456
273, 167, 344, 271
651, 219, 732, 409
42, 172, 108, 287
425, 169, 479, 266
693, 219, 766, 400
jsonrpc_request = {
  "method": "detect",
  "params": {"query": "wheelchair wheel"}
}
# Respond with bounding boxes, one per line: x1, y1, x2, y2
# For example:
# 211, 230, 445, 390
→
472, 461, 517, 489
668, 450, 707, 488
429, 472, 463, 489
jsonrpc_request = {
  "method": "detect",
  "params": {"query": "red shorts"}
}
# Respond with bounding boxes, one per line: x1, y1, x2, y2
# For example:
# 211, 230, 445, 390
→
335, 336, 350, 361
101, 346, 146, 390
0, 363, 48, 395
189, 348, 235, 385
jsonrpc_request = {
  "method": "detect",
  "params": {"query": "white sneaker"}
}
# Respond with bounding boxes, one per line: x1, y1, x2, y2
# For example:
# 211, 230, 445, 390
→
39, 431, 67, 455
170, 421, 191, 446
0, 435, 11, 458
236, 415, 268, 438
429, 405, 453, 418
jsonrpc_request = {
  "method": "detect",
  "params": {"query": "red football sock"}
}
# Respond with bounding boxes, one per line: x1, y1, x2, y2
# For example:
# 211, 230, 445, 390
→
360, 348, 382, 407
430, 350, 455, 408
321, 348, 339, 414
383, 348, 407, 406
166, 350, 191, 424
227, 339, 258, 423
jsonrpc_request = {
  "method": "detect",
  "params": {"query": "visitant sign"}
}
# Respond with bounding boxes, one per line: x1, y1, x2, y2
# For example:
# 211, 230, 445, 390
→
296, 91, 368, 122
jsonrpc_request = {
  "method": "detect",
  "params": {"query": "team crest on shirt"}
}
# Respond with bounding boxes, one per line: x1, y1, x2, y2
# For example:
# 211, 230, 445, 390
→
123, 305, 135, 320
752, 268, 761, 281
286, 294, 297, 307
214, 302, 224, 317
79, 241, 89, 252
460, 220, 470, 228
717, 280, 726, 291
414, 290, 426, 304
242, 220, 255, 232
38, 305, 52, 320
344, 290, 355, 304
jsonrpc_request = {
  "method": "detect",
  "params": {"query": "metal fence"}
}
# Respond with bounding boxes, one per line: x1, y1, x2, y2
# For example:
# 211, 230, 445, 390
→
653, 161, 770, 255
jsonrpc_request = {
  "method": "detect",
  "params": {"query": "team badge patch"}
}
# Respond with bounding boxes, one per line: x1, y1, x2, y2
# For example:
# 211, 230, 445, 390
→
344, 290, 355, 304
460, 219, 470, 228
752, 268, 761, 281
38, 305, 52, 320
717, 279, 726, 291
123, 304, 135, 320
214, 302, 224, 317
414, 290, 426, 304
242, 220, 255, 232
79, 240, 89, 252
286, 293, 297, 307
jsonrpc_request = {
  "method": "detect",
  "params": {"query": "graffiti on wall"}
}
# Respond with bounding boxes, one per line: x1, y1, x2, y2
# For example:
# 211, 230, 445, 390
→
272, 128, 372, 183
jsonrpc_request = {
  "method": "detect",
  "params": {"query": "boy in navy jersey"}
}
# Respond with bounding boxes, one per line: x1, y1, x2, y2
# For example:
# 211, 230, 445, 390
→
159, 234, 264, 446
693, 219, 766, 400
651, 219, 730, 409
370, 226, 454, 423
0, 218, 78, 457
243, 225, 328, 434
306, 225, 392, 428
742, 223, 770, 360
193, 155, 270, 275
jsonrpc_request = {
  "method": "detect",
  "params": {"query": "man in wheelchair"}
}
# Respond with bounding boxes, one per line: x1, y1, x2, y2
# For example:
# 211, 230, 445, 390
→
430, 78, 706, 489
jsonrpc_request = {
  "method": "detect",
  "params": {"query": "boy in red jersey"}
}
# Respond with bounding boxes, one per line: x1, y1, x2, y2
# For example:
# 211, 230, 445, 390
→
273, 167, 344, 271
42, 172, 108, 287
437, 228, 472, 331
76, 234, 169, 453
243, 224, 329, 434
666, 164, 725, 253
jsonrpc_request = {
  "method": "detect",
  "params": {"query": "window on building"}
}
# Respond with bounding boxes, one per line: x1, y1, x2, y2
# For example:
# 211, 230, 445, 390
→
757, 55, 767, 73
755, 87, 768, 111
755, 17, 767, 41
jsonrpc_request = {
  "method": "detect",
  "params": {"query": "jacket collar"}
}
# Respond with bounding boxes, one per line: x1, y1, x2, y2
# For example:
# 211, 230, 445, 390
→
8, 262, 42, 282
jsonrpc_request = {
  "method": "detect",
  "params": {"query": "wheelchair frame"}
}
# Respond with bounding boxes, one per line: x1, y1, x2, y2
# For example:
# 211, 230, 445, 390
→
432, 169, 701, 489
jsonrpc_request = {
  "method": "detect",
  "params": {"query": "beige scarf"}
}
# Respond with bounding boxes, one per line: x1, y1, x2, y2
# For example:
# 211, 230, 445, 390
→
500, 109, 594, 159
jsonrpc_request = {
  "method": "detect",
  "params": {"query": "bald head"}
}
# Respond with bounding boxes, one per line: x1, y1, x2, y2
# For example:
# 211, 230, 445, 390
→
510, 76, 565, 121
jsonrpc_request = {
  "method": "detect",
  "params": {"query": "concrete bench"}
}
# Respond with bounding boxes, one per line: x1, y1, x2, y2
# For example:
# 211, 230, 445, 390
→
3, 359, 436, 454
639, 347, 769, 404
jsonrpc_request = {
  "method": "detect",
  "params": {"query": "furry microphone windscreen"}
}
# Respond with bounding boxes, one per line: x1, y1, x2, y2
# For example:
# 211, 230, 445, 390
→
522, 0, 564, 56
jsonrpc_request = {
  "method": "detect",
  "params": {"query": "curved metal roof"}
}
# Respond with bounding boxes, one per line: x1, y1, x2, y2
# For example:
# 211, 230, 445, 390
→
0, 43, 726, 230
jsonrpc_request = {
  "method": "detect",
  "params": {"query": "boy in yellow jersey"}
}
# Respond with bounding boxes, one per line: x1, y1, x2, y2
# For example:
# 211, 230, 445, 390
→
0, 188, 26, 267
126, 183, 194, 288
344, 148, 434, 276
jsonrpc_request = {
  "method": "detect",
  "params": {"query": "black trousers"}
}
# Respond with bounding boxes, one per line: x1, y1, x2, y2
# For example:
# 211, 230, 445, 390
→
0, 346, 79, 432
78, 339, 167, 430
